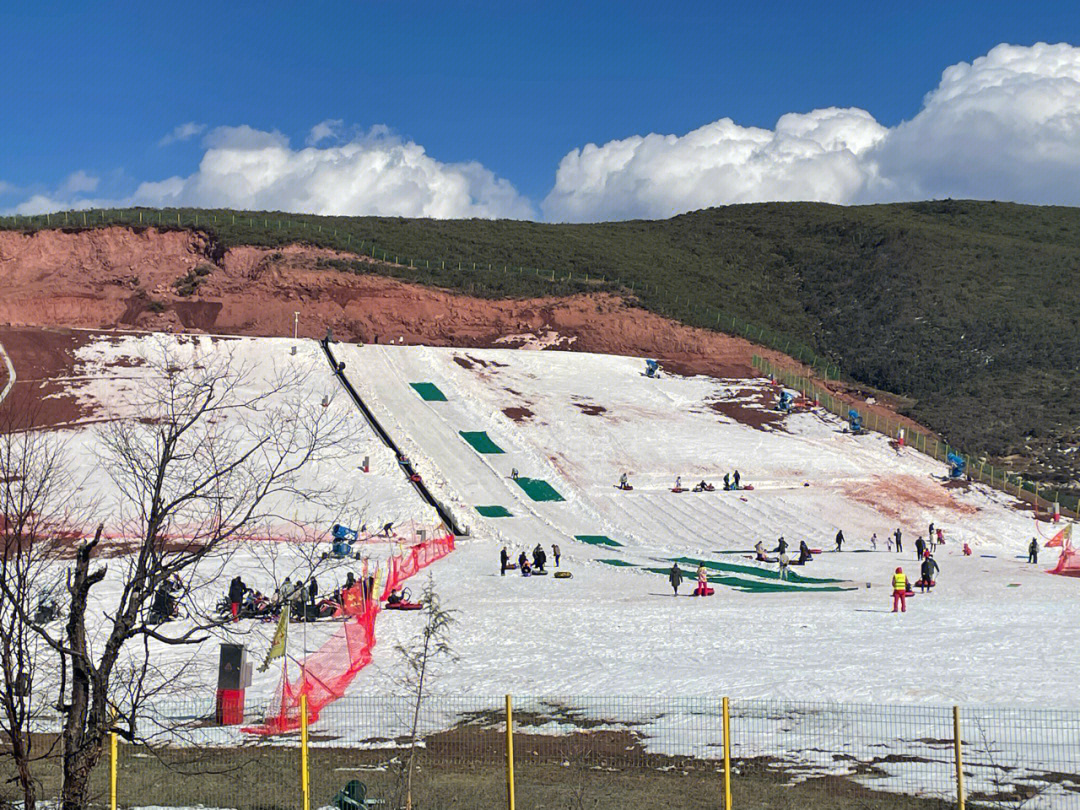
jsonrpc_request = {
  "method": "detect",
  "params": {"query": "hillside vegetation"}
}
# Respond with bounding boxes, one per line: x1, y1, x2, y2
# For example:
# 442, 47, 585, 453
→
4, 201, 1079, 495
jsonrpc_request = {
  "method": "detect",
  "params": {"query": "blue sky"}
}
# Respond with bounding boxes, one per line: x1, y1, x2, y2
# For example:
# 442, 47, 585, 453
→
4, 1, 1080, 220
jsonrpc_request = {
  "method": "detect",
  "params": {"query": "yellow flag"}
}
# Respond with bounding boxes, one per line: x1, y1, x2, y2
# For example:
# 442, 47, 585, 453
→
259, 604, 289, 671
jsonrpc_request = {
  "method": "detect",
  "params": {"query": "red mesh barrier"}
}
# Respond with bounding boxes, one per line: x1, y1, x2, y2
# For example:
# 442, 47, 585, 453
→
248, 527, 455, 734
1050, 539, 1080, 577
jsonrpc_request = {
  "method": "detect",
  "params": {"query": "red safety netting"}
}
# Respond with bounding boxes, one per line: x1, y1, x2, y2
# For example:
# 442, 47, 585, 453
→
248, 527, 455, 734
381, 532, 456, 600
1050, 538, 1080, 577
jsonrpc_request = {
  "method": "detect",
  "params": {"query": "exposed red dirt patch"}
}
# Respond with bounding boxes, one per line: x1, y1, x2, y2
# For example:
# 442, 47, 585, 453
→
840, 475, 980, 524
503, 406, 534, 422
707, 388, 785, 431
0, 327, 115, 429
574, 402, 607, 416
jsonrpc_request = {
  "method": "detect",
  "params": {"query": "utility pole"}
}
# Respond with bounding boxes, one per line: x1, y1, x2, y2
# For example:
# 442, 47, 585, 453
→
293, 311, 300, 340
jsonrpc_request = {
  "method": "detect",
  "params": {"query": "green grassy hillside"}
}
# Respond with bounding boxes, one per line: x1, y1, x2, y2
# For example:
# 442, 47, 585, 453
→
4, 201, 1079, 495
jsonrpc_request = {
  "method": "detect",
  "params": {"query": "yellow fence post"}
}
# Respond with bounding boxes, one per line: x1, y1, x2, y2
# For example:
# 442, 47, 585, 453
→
953, 706, 965, 810
722, 696, 732, 810
505, 694, 516, 810
300, 694, 311, 810
110, 728, 118, 810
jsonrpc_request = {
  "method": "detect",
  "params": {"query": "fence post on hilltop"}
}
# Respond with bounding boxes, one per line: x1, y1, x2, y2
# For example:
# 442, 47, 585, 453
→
505, 694, 516, 810
301, 693, 311, 810
722, 696, 732, 810
953, 706, 965, 810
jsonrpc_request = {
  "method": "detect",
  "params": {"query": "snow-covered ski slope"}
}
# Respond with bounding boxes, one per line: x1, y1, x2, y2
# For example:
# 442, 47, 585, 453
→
334, 343, 1080, 706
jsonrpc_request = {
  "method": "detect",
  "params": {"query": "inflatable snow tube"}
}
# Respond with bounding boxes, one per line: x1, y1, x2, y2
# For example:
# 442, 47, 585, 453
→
385, 602, 423, 611
554, 571, 573, 579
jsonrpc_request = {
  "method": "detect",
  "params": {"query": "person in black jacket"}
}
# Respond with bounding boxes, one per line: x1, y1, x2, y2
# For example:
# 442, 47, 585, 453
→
1029, 538, 1039, 564
500, 547, 509, 576
228, 576, 246, 622
668, 564, 683, 596
915, 536, 926, 561
533, 544, 547, 573
773, 536, 788, 555
835, 530, 845, 552
308, 577, 318, 606
919, 553, 940, 593
797, 541, 813, 565
894, 528, 903, 554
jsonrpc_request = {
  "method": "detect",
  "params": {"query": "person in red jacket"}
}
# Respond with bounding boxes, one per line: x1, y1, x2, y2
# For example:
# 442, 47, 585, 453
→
892, 567, 909, 613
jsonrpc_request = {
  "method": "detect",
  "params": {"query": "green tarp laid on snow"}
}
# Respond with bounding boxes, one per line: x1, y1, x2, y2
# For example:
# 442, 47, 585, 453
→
514, 477, 564, 502
575, 534, 622, 547
410, 382, 447, 401
459, 431, 505, 454
476, 505, 513, 518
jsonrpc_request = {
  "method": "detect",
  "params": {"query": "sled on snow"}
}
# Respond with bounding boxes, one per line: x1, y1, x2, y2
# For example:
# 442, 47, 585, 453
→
385, 601, 423, 611
554, 571, 573, 579
692, 586, 715, 597
671, 486, 687, 493
692, 484, 716, 493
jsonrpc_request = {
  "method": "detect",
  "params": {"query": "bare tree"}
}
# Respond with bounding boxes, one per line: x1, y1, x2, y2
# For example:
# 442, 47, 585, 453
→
0, 338, 358, 809
0, 395, 81, 810
394, 574, 456, 810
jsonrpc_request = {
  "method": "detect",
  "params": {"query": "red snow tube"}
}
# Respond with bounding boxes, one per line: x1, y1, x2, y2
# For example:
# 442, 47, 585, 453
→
693, 585, 715, 596
385, 601, 423, 611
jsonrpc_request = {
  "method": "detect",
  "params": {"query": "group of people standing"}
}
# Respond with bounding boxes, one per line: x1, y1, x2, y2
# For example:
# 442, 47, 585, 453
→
501, 543, 561, 576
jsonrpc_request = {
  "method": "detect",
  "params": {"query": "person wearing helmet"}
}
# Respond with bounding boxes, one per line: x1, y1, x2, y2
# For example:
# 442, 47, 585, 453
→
892, 567, 909, 613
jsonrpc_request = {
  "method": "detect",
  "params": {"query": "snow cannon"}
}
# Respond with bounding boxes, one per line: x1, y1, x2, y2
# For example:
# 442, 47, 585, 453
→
947, 453, 966, 479
645, 359, 661, 378
332, 524, 359, 542
777, 391, 793, 412
847, 409, 863, 434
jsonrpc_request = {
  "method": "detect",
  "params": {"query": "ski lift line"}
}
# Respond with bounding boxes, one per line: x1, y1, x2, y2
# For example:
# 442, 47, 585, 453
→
320, 338, 466, 537
0, 340, 15, 406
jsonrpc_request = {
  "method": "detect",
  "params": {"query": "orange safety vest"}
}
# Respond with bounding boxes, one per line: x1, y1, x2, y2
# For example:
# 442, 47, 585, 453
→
892, 572, 907, 591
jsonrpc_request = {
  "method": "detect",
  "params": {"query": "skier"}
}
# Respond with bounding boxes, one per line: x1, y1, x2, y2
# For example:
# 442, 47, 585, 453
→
552, 543, 561, 568
835, 530, 845, 552
533, 544, 547, 573
773, 536, 788, 555
500, 546, 509, 576
778, 551, 790, 581
894, 528, 903, 554
892, 567, 909, 613
669, 564, 683, 596
870, 532, 878, 551
1028, 538, 1039, 564
915, 536, 926, 561
228, 576, 246, 622
920, 552, 940, 593
733, 470, 741, 489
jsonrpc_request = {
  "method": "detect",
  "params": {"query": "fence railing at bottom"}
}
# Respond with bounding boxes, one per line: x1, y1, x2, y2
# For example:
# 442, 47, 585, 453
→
3, 696, 1079, 809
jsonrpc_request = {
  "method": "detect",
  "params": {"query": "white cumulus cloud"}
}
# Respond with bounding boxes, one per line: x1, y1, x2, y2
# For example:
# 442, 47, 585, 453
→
133, 125, 535, 219
544, 42, 1080, 221
544, 108, 887, 221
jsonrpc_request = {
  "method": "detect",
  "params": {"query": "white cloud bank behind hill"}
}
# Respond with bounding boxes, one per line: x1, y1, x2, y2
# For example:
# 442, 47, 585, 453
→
7, 42, 1080, 222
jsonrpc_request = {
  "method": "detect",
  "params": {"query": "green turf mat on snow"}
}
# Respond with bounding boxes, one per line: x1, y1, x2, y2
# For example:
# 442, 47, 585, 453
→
459, 431, 505, 454
475, 505, 513, 518
514, 477, 564, 501
645, 566, 853, 593
598, 558, 635, 567
576, 534, 623, 547
670, 557, 843, 585
410, 382, 447, 401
